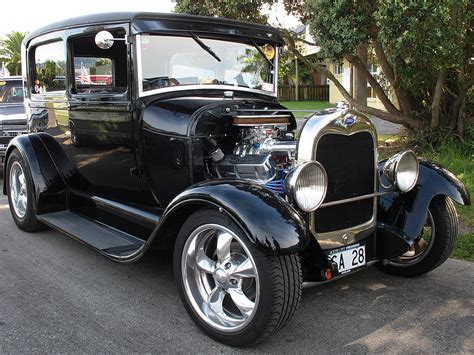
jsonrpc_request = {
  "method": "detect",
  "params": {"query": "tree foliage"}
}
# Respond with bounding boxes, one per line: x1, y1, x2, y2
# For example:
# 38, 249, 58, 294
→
295, 0, 473, 136
174, 0, 276, 24
0, 31, 27, 76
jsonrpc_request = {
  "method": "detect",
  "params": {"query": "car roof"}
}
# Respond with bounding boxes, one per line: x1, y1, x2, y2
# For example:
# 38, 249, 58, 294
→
25, 12, 284, 46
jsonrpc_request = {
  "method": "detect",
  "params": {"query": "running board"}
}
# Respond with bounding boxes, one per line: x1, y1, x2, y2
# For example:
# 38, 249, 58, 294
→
37, 210, 145, 256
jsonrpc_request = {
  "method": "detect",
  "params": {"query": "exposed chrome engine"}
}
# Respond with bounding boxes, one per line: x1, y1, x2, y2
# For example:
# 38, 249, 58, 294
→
213, 117, 297, 193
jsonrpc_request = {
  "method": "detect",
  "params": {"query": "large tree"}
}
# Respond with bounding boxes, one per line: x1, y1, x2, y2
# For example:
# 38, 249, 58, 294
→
175, 0, 473, 137
0, 31, 27, 76
174, 0, 276, 24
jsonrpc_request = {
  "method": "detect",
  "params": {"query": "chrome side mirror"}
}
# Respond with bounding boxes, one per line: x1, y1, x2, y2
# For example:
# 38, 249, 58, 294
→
95, 31, 115, 49
95, 31, 127, 49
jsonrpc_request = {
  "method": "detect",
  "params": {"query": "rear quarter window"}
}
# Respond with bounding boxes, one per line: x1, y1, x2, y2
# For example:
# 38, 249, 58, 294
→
33, 41, 66, 94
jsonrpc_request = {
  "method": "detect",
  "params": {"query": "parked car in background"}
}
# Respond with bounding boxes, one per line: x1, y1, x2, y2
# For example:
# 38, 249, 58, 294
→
0, 76, 28, 166
3, 12, 470, 346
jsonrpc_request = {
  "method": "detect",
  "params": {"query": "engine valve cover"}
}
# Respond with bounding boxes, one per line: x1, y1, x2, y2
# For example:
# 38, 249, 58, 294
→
214, 154, 276, 183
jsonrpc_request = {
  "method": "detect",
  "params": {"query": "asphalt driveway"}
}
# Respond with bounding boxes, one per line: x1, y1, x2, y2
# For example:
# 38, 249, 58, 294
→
0, 175, 473, 353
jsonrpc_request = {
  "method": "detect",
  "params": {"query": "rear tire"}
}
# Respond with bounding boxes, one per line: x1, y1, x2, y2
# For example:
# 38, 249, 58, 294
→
6, 149, 47, 232
174, 208, 302, 346
376, 196, 458, 277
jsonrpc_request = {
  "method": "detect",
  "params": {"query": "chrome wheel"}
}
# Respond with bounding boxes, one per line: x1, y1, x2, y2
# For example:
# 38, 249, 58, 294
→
389, 210, 435, 266
181, 223, 259, 332
9, 161, 28, 219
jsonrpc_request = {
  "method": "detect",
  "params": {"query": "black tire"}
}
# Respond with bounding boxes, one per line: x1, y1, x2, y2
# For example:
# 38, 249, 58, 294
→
376, 196, 458, 277
6, 149, 47, 232
173, 208, 302, 347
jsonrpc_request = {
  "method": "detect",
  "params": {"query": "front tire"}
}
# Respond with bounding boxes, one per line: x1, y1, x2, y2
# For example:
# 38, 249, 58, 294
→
174, 209, 302, 347
376, 196, 458, 277
6, 149, 46, 232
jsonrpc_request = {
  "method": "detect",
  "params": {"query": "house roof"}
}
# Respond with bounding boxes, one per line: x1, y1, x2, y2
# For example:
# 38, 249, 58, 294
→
25, 12, 285, 46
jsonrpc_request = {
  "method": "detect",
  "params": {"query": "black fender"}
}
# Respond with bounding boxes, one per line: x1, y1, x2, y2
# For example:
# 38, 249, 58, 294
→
2, 133, 85, 215
378, 159, 470, 241
154, 179, 311, 255
3, 133, 67, 214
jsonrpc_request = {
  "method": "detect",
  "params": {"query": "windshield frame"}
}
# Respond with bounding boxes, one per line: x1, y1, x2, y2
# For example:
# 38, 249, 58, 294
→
135, 34, 279, 98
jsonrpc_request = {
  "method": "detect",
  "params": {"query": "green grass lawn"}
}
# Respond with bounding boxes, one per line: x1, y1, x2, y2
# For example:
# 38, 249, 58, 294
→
279, 100, 334, 119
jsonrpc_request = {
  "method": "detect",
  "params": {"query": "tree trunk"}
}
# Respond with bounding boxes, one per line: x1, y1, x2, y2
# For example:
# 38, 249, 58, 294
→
345, 53, 401, 115
457, 97, 466, 138
431, 69, 446, 129
282, 31, 422, 129
373, 40, 413, 114
354, 43, 367, 107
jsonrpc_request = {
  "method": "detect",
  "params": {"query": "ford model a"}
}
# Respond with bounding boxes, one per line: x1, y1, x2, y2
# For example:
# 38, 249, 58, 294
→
4, 13, 470, 346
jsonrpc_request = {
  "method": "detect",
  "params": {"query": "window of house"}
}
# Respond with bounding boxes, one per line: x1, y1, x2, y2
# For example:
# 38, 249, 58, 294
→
368, 63, 378, 74
33, 41, 66, 93
333, 63, 343, 75
367, 85, 377, 99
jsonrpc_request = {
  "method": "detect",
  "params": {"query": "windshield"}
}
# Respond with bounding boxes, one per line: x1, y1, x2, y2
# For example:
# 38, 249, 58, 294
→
0, 80, 24, 104
139, 35, 276, 94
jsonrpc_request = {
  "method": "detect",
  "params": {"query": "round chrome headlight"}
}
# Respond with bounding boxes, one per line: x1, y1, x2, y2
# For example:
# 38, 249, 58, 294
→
286, 161, 328, 212
383, 150, 419, 192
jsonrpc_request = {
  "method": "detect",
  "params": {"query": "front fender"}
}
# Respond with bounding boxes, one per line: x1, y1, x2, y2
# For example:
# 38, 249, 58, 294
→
378, 159, 470, 241
161, 179, 311, 255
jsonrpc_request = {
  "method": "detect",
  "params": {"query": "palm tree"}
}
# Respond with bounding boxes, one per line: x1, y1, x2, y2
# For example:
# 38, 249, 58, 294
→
0, 31, 27, 76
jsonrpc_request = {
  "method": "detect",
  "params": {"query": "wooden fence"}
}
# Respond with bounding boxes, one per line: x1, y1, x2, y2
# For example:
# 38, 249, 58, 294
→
277, 85, 329, 101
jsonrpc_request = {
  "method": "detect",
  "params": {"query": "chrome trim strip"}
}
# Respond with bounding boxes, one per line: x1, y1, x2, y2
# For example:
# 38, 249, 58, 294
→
136, 34, 144, 97
91, 196, 160, 224
297, 109, 379, 249
320, 191, 390, 208
139, 84, 277, 98
234, 114, 291, 119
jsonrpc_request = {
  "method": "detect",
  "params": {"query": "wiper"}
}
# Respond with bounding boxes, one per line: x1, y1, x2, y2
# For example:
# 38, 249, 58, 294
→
189, 32, 221, 62
247, 37, 274, 69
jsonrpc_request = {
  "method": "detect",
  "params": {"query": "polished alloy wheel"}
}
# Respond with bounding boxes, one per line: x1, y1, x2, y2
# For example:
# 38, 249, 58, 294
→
9, 161, 28, 219
390, 210, 435, 266
181, 223, 260, 332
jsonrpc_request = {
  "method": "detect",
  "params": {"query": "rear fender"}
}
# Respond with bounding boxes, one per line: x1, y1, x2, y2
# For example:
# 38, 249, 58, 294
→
2, 133, 73, 214
378, 160, 470, 241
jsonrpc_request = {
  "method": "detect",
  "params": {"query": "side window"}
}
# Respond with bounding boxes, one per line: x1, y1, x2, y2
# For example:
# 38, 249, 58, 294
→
70, 29, 127, 94
33, 41, 66, 94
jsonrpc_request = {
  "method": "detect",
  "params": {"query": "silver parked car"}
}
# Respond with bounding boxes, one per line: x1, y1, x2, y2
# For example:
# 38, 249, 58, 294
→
0, 76, 28, 166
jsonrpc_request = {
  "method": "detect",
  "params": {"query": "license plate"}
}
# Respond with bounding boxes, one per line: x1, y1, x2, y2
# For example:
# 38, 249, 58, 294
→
328, 244, 366, 274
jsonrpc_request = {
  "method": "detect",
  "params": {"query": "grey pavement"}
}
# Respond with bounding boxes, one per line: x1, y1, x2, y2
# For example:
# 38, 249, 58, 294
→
0, 177, 473, 353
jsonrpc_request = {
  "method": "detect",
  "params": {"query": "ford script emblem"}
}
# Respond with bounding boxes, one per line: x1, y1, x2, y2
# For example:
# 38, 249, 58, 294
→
344, 116, 355, 126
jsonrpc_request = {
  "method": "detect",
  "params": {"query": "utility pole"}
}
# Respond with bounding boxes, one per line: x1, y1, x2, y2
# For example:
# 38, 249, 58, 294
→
295, 57, 299, 101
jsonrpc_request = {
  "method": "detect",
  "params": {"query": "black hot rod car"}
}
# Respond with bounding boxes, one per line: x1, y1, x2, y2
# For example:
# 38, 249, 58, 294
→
3, 12, 470, 346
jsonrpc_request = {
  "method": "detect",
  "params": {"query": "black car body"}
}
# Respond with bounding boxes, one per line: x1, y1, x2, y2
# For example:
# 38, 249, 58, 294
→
3, 13, 470, 346
0, 77, 28, 165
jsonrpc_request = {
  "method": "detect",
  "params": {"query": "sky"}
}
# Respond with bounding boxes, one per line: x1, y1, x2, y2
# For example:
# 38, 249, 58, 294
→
0, 0, 176, 37
0, 0, 299, 38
